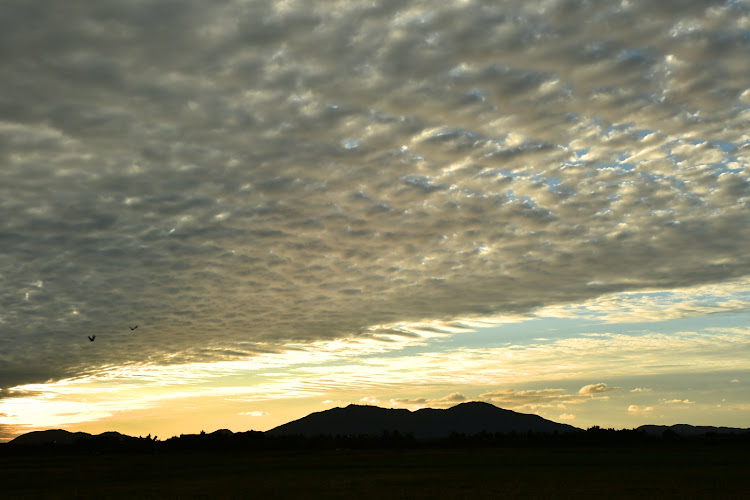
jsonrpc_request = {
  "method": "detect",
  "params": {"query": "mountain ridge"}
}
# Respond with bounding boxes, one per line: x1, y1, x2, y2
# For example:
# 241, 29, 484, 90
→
7, 402, 750, 446
8, 429, 134, 446
266, 401, 579, 438
7, 402, 579, 445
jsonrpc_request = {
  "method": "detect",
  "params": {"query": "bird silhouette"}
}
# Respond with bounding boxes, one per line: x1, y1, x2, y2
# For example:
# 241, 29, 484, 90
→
129, 325, 138, 330
88, 336, 95, 342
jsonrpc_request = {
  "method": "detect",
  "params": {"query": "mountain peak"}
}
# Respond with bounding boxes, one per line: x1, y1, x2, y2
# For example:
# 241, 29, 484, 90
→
268, 402, 579, 439
449, 401, 502, 410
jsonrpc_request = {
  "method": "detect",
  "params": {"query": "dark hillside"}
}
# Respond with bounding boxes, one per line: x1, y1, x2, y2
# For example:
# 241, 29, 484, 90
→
8, 429, 92, 446
267, 401, 579, 438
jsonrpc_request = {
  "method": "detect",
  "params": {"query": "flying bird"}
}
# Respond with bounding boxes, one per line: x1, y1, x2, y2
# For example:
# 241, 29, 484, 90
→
129, 325, 138, 330
88, 336, 95, 342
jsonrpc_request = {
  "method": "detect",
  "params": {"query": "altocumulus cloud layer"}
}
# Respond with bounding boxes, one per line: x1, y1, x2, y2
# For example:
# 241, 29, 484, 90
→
1, 0, 749, 388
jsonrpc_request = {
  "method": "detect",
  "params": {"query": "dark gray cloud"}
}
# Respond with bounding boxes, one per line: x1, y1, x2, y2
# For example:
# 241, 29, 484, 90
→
1, 0, 749, 389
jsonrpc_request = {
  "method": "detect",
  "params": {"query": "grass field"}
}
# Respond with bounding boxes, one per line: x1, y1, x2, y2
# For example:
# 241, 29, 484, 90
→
2, 444, 747, 499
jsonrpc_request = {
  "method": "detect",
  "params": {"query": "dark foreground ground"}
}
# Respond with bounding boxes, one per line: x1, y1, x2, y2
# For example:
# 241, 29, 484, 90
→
1, 444, 747, 499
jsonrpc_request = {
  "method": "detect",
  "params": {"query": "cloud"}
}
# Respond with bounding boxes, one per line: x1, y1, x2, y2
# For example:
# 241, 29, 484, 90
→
478, 388, 590, 412
627, 405, 654, 414
1, 0, 750, 392
238, 411, 269, 417
630, 388, 652, 393
441, 392, 468, 403
579, 383, 618, 395
390, 388, 593, 414
392, 385, 620, 417
391, 392, 468, 408
0, 423, 26, 443
359, 396, 381, 406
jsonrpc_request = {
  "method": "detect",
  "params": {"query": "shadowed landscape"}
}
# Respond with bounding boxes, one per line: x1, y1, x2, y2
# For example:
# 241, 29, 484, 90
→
3, 403, 749, 498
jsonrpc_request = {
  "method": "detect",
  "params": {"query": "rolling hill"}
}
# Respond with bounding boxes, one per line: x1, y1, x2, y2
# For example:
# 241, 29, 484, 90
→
8, 429, 134, 446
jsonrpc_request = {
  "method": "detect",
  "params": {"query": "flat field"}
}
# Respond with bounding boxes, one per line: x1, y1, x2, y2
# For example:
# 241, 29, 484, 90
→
1, 444, 747, 499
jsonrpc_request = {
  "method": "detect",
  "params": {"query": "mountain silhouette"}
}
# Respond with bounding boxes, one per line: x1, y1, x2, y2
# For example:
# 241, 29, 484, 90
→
266, 401, 580, 439
6, 404, 750, 452
9, 429, 89, 446
8, 429, 133, 446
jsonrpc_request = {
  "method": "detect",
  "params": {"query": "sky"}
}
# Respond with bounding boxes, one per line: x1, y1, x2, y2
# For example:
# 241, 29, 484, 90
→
1, 0, 750, 442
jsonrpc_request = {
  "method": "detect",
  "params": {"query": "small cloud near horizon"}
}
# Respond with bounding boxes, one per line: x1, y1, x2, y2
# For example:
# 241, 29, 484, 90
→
391, 392, 468, 408
628, 405, 654, 414
579, 383, 618, 395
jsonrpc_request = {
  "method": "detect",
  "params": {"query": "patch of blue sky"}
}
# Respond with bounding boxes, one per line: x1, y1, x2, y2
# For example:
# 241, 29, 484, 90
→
427, 310, 750, 353
631, 287, 750, 301
557, 149, 590, 171
632, 129, 656, 139
604, 121, 635, 136
705, 140, 737, 153
706, 164, 742, 177
342, 138, 360, 150
543, 177, 566, 194
520, 196, 537, 208
589, 152, 637, 173
438, 316, 603, 349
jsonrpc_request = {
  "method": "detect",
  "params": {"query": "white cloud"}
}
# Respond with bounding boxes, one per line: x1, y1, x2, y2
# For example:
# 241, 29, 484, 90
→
359, 396, 381, 405
579, 383, 618, 395
239, 411, 269, 417
478, 388, 591, 413
390, 388, 593, 414
627, 405, 654, 414
391, 392, 468, 409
